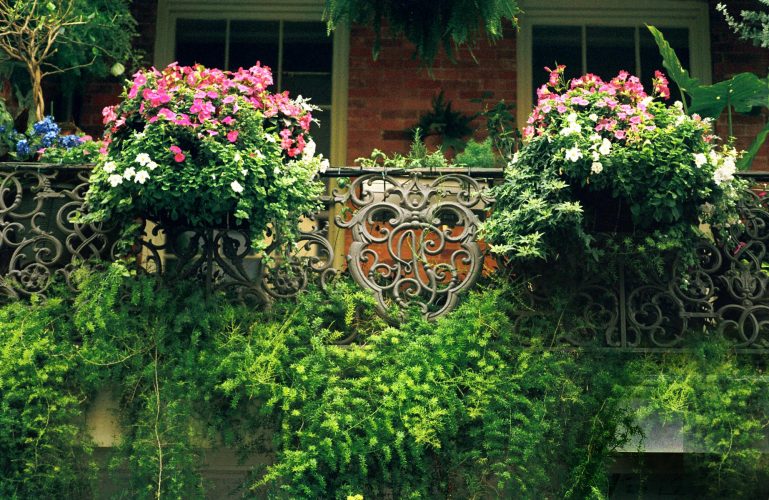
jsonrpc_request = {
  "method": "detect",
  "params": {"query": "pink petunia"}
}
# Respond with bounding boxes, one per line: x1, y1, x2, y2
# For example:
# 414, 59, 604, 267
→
227, 130, 239, 143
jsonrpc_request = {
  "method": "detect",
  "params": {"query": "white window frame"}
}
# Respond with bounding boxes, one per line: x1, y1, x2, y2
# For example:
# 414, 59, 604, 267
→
516, 0, 711, 128
153, 0, 349, 166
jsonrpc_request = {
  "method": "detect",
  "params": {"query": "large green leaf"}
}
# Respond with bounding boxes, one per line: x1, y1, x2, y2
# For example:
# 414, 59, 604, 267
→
688, 73, 769, 118
647, 25, 700, 94
738, 120, 769, 170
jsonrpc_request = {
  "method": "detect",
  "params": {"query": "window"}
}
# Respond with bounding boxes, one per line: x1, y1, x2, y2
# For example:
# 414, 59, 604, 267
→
517, 0, 711, 127
153, 0, 349, 165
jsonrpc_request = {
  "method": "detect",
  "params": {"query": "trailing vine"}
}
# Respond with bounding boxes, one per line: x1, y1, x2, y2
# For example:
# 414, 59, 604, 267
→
0, 265, 767, 498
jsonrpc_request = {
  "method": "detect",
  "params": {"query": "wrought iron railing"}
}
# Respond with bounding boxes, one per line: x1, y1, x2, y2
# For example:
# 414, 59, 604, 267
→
1, 162, 768, 351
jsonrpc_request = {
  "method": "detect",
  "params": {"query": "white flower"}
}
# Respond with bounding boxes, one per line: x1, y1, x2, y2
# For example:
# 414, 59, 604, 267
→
709, 150, 719, 164
231, 180, 244, 193
134, 170, 150, 184
108, 174, 123, 187
146, 160, 158, 171
591, 161, 603, 174
319, 158, 330, 173
255, 150, 265, 160
566, 112, 578, 124
693, 153, 708, 168
598, 138, 612, 156
103, 161, 117, 173
511, 152, 520, 165
674, 100, 684, 110
234, 152, 242, 163
264, 134, 276, 143
592, 151, 600, 162
588, 134, 601, 143
303, 140, 316, 159
135, 153, 151, 166
588, 113, 598, 122
274, 166, 281, 175
565, 146, 583, 162
675, 114, 686, 125
241, 169, 248, 175
123, 167, 136, 179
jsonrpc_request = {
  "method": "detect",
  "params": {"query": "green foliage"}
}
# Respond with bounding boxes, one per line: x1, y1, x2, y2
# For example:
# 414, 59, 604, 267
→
1, 266, 767, 498
0, 295, 95, 498
322, 0, 520, 66
413, 91, 473, 152
648, 25, 769, 169
717, 2, 769, 49
455, 138, 497, 168
628, 341, 769, 498
0, 0, 138, 122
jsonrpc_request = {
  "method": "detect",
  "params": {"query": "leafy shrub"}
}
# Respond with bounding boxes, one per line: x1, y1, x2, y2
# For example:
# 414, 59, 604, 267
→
1, 266, 768, 498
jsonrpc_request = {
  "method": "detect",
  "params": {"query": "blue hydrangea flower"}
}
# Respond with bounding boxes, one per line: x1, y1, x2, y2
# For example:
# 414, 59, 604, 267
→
16, 139, 30, 157
32, 116, 59, 136
58, 135, 83, 149
41, 131, 58, 148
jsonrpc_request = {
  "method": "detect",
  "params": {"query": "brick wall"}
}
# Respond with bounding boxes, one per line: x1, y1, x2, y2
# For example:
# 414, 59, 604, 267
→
345, 25, 516, 164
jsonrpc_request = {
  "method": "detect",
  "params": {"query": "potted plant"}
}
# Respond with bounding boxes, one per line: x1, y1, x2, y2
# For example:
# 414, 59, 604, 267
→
81, 62, 326, 252
482, 66, 746, 263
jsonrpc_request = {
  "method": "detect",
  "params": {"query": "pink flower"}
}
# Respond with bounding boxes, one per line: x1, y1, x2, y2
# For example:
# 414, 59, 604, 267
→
170, 145, 186, 162
102, 106, 117, 124
222, 116, 235, 125
227, 130, 239, 143
556, 105, 568, 114
614, 130, 626, 140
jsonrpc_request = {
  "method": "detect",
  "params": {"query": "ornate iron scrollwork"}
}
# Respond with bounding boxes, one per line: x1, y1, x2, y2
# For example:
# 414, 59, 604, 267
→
331, 171, 494, 320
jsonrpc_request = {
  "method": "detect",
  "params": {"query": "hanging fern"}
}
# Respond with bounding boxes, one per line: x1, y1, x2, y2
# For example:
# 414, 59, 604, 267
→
323, 0, 520, 65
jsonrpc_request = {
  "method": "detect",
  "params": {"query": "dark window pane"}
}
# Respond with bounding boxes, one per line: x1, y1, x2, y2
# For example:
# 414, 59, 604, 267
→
175, 19, 226, 68
282, 73, 332, 104
586, 26, 636, 80
310, 108, 331, 160
229, 20, 280, 73
282, 22, 333, 73
639, 27, 689, 100
532, 25, 582, 100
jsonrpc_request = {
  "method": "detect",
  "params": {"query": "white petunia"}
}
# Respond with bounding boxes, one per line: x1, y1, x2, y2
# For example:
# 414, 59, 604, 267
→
591, 161, 603, 174
674, 100, 684, 110
123, 167, 136, 179
319, 159, 330, 173
511, 151, 520, 165
598, 138, 612, 156
134, 170, 150, 184
303, 140, 316, 159
566, 112, 579, 123
255, 150, 265, 160
103, 161, 117, 173
565, 146, 583, 162
592, 151, 600, 162
693, 153, 708, 168
135, 153, 151, 166
709, 150, 719, 164
234, 152, 242, 163
231, 180, 244, 193
241, 169, 248, 175
108, 174, 123, 187
588, 113, 598, 122
264, 134, 276, 143
146, 160, 158, 171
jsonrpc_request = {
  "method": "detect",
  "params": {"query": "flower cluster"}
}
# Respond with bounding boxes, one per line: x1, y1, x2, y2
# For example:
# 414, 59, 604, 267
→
484, 67, 747, 261
83, 62, 324, 251
0, 116, 94, 163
